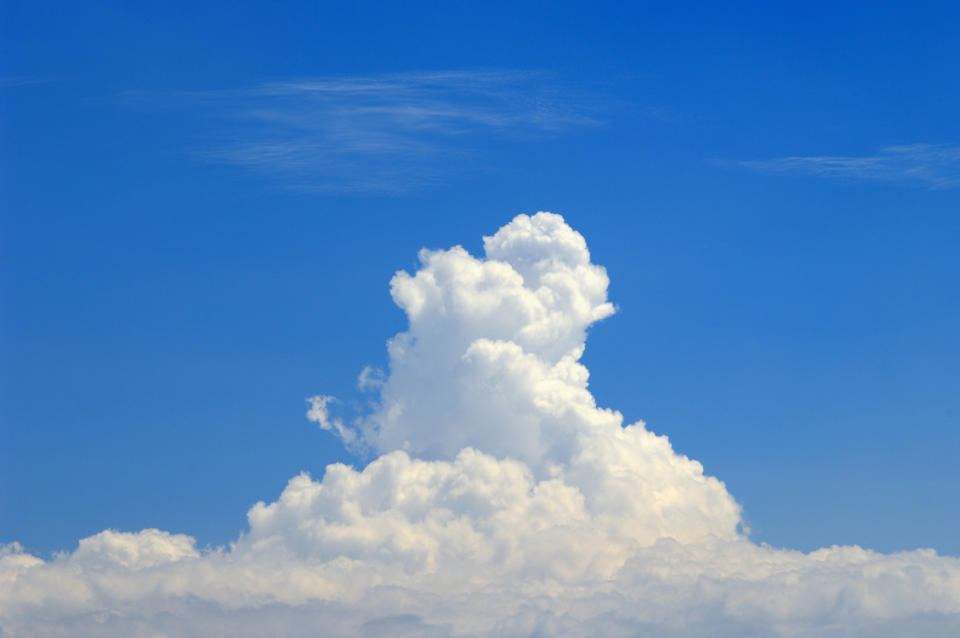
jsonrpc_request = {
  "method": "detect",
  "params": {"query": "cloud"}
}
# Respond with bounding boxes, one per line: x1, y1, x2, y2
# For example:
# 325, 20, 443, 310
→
357, 365, 385, 392
736, 143, 960, 189
306, 395, 357, 447
0, 76, 58, 88
2, 213, 959, 637
182, 72, 599, 193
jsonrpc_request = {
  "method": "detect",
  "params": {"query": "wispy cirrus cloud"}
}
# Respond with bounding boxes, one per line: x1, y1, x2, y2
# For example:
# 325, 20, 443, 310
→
737, 143, 960, 189
0, 76, 58, 88
176, 71, 600, 193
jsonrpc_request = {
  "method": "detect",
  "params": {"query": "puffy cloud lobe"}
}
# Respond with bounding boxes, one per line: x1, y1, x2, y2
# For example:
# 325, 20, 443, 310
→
361, 213, 616, 464
70, 529, 200, 570
2, 212, 959, 637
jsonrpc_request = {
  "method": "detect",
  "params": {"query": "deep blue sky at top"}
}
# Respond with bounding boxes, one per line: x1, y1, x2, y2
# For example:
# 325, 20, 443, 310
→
1, 2, 958, 557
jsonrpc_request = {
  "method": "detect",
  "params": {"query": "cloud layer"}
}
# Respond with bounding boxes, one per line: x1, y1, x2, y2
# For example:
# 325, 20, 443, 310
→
2, 213, 959, 637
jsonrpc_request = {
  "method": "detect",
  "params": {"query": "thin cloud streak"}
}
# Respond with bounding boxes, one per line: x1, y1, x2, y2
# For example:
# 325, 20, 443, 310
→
189, 71, 600, 193
738, 143, 960, 189
0, 76, 59, 88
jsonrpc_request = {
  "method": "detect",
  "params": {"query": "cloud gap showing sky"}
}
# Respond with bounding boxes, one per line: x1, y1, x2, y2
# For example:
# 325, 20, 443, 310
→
2, 212, 958, 637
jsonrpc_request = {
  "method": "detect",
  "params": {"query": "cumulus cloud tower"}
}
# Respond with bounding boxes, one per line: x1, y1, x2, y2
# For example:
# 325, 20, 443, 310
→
339, 212, 742, 546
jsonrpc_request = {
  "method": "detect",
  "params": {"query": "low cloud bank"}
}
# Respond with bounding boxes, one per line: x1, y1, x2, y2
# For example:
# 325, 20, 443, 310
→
3, 213, 958, 637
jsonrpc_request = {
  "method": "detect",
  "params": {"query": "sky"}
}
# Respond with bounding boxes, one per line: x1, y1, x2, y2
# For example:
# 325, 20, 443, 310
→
2, 2, 960, 636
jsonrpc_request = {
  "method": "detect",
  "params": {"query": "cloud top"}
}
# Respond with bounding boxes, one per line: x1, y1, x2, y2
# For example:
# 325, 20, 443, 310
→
362, 212, 617, 465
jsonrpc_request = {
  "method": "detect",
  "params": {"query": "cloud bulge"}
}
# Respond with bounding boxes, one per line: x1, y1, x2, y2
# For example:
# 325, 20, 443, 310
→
2, 213, 958, 637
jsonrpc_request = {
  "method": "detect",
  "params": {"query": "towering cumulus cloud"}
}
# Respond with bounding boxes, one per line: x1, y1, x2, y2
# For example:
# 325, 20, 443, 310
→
3, 213, 959, 637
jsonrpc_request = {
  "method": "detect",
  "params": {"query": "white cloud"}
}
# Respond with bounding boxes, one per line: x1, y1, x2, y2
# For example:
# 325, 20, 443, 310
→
357, 366, 385, 391
737, 143, 960, 189
2, 213, 958, 637
306, 395, 356, 446
187, 72, 599, 193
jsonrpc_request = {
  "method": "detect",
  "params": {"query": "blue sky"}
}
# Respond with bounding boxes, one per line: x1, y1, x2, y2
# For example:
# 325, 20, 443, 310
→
2, 0, 958, 563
